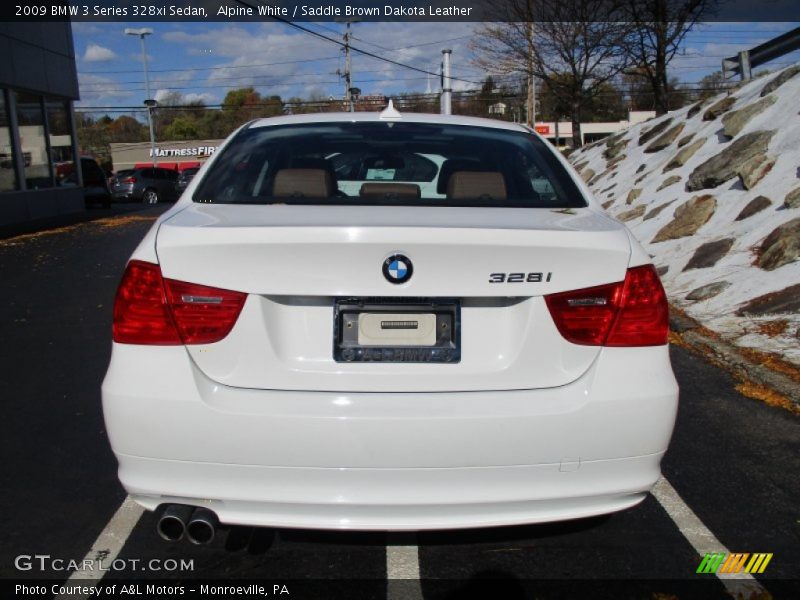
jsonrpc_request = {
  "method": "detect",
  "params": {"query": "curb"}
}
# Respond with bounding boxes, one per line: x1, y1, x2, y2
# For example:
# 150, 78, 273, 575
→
669, 307, 800, 411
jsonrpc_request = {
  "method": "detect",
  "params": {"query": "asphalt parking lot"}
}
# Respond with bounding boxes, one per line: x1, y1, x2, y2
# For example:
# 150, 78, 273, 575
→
0, 205, 798, 599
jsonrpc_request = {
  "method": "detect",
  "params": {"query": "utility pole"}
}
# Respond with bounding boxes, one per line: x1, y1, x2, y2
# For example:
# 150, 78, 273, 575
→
526, 22, 536, 127
344, 22, 353, 112
441, 49, 452, 115
125, 28, 157, 166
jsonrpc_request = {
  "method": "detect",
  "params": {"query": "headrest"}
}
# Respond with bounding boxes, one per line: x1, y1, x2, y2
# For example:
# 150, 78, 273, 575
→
359, 183, 421, 199
272, 169, 334, 198
436, 159, 483, 194
446, 171, 507, 200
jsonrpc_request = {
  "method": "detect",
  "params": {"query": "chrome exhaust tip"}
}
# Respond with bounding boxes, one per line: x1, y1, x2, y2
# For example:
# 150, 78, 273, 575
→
186, 507, 218, 545
156, 504, 193, 541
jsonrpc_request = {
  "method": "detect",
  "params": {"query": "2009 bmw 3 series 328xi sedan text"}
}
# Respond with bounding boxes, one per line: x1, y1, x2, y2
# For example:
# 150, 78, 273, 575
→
102, 104, 678, 541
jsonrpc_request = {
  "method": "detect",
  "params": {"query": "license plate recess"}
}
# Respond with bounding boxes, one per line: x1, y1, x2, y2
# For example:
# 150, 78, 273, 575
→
333, 299, 460, 363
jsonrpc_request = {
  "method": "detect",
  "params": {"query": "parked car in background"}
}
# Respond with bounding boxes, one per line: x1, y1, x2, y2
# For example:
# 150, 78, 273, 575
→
60, 157, 111, 208
111, 167, 179, 204
175, 167, 200, 195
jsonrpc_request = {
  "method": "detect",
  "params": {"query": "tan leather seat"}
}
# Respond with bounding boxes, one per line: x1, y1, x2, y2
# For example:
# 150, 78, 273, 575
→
446, 171, 507, 200
272, 169, 334, 198
359, 183, 421, 199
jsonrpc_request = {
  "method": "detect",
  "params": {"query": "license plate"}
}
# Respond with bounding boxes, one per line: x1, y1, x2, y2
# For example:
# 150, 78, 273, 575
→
334, 299, 460, 363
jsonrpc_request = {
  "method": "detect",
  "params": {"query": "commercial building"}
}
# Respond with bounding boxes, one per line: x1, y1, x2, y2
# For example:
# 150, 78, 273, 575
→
110, 139, 223, 172
533, 111, 657, 147
0, 22, 81, 227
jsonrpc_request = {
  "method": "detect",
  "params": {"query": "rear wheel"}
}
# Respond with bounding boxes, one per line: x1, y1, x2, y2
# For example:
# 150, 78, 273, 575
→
143, 188, 159, 204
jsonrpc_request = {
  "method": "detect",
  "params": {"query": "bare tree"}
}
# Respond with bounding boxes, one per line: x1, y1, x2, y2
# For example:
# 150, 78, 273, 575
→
624, 0, 715, 115
473, 0, 632, 147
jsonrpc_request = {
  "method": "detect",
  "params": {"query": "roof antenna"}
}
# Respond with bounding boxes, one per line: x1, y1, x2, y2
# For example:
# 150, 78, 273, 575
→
379, 98, 402, 121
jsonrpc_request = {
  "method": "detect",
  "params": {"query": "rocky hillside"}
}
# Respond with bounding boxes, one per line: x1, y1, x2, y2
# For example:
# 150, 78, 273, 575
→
569, 64, 800, 364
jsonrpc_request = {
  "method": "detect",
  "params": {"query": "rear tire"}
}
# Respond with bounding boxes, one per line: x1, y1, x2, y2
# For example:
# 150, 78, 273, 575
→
143, 189, 159, 204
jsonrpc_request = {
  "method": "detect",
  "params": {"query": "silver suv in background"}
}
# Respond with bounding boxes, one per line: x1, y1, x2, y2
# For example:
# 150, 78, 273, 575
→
111, 167, 179, 204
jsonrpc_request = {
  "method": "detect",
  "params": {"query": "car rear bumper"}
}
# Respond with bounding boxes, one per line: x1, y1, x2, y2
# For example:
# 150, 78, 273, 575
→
120, 454, 660, 530
102, 344, 678, 530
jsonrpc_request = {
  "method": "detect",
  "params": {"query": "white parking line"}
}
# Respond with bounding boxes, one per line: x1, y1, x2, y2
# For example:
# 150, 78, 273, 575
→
386, 540, 423, 600
652, 477, 767, 596
55, 495, 144, 599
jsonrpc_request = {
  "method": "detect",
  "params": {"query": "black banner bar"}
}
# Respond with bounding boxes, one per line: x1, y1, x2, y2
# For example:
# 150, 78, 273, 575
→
3, 0, 800, 23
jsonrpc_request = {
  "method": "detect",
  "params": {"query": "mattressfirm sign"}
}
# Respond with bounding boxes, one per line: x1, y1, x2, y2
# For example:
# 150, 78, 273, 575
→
149, 146, 217, 158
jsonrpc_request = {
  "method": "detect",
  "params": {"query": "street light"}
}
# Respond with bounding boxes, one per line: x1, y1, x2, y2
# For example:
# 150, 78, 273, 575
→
124, 28, 157, 167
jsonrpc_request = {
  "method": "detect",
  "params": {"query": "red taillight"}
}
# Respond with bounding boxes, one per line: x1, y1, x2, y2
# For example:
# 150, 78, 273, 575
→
121, 177, 136, 184
544, 265, 668, 347
112, 260, 246, 345
162, 277, 247, 344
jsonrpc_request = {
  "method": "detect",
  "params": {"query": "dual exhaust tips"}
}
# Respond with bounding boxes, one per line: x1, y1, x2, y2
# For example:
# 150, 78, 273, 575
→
157, 505, 218, 545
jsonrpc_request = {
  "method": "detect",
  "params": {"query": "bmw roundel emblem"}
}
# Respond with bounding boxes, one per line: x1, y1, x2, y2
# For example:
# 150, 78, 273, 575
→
383, 254, 413, 284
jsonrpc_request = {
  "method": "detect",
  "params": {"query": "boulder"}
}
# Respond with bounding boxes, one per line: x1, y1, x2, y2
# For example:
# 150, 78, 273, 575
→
601, 199, 615, 209
605, 132, 624, 147
663, 138, 705, 173
644, 199, 677, 221
657, 175, 682, 191
703, 96, 735, 121
635, 172, 648, 184
677, 133, 695, 148
600, 183, 616, 193
687, 101, 704, 119
686, 130, 775, 191
626, 188, 642, 204
737, 154, 775, 190
757, 217, 800, 271
607, 152, 627, 168
736, 283, 800, 315
683, 238, 734, 271
603, 139, 628, 160
645, 123, 686, 153
656, 265, 669, 277
652, 195, 716, 243
686, 281, 732, 301
721, 95, 776, 138
590, 171, 608, 186
636, 164, 647, 174
639, 117, 673, 146
735, 195, 772, 221
580, 168, 595, 183
618, 205, 646, 222
784, 187, 800, 209
760, 65, 800, 97
573, 160, 589, 173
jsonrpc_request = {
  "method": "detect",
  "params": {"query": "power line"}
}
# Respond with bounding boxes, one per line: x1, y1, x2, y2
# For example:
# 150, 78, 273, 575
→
232, 0, 481, 86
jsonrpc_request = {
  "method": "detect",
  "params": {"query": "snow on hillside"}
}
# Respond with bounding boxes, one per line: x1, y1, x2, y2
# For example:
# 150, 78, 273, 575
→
569, 64, 800, 364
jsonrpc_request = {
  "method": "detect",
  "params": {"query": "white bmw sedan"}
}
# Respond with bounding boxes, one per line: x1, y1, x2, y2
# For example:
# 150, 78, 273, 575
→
102, 106, 678, 541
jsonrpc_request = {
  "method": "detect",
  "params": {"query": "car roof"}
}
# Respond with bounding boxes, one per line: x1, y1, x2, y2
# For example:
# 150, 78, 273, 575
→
247, 110, 532, 134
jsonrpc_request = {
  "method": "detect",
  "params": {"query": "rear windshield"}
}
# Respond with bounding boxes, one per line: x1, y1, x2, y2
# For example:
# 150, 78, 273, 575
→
193, 121, 586, 208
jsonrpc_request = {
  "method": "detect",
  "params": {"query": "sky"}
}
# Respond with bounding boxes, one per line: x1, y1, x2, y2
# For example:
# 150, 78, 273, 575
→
71, 20, 800, 113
